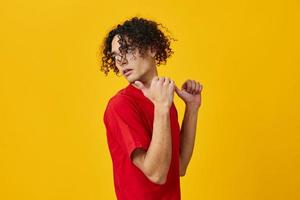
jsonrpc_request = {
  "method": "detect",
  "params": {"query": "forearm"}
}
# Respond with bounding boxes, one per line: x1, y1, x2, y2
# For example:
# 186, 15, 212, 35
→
180, 104, 199, 176
143, 105, 172, 183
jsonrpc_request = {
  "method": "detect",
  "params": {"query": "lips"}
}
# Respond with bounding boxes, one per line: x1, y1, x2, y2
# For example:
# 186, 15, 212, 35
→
123, 69, 133, 76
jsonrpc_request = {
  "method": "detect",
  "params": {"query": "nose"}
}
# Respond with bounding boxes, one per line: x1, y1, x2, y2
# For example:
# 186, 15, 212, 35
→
120, 55, 128, 65
117, 56, 128, 68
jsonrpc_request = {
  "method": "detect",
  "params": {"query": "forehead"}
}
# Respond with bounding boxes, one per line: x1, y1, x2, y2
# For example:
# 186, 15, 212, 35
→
111, 34, 132, 55
111, 35, 121, 54
110, 34, 146, 57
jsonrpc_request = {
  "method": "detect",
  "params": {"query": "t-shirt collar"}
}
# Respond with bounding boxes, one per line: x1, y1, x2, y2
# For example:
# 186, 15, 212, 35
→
127, 83, 144, 96
126, 83, 155, 105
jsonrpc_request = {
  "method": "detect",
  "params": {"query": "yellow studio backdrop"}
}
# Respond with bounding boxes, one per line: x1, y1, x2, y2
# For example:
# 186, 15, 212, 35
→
0, 0, 299, 200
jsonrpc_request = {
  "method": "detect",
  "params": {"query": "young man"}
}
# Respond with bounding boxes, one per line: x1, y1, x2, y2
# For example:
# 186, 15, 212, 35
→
100, 17, 203, 200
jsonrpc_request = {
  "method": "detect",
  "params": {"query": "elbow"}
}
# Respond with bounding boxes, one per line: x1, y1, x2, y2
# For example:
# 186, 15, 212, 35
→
144, 163, 171, 185
180, 166, 186, 177
147, 174, 167, 185
179, 155, 186, 177
180, 170, 186, 177
179, 158, 186, 177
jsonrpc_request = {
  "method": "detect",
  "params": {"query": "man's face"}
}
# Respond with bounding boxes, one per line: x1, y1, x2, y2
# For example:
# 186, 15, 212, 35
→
111, 34, 157, 83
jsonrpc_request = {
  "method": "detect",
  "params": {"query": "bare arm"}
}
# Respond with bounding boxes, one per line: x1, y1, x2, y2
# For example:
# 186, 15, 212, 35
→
179, 104, 199, 176
131, 76, 174, 185
174, 79, 203, 177
131, 105, 172, 185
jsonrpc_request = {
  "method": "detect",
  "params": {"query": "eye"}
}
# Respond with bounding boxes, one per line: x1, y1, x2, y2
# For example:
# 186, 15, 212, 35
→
113, 55, 122, 62
127, 47, 135, 53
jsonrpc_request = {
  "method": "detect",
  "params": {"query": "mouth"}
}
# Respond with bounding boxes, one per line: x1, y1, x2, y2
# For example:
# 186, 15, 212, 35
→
123, 69, 133, 76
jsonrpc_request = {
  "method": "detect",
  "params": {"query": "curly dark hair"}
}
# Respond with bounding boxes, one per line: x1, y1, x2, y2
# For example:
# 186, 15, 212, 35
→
99, 16, 177, 76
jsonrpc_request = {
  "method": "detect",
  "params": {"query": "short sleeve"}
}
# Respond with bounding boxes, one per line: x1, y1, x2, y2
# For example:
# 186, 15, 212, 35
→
104, 96, 151, 160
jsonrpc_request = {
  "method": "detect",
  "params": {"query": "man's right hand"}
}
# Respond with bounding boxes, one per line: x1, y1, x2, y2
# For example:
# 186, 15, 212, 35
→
134, 76, 175, 109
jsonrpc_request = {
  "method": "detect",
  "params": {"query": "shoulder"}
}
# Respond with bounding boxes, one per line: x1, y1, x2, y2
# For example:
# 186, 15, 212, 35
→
104, 92, 138, 119
107, 93, 136, 110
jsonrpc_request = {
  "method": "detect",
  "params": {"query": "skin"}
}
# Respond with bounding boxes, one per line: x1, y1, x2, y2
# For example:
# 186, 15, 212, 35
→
110, 34, 203, 184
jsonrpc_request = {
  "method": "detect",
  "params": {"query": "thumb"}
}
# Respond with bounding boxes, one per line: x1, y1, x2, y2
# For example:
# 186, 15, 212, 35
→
175, 84, 185, 98
134, 81, 145, 91
174, 84, 181, 95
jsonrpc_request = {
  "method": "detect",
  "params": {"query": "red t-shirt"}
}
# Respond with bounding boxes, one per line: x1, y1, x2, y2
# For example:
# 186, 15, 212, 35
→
103, 83, 181, 200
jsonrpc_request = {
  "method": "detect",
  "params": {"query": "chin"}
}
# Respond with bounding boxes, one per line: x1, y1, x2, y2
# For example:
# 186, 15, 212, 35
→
126, 77, 136, 83
126, 74, 138, 83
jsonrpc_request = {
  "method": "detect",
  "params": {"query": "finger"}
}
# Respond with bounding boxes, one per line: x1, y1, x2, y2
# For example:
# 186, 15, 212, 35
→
159, 77, 165, 84
182, 82, 187, 90
199, 82, 203, 92
153, 76, 159, 81
169, 80, 175, 90
198, 82, 204, 94
164, 77, 170, 85
186, 80, 192, 93
174, 84, 182, 96
152, 76, 159, 84
169, 79, 175, 87
195, 82, 200, 94
191, 80, 197, 94
174, 84, 180, 92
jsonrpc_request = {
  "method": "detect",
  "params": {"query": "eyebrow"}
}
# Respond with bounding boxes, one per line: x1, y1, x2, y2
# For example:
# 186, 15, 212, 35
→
111, 46, 134, 54
111, 51, 119, 56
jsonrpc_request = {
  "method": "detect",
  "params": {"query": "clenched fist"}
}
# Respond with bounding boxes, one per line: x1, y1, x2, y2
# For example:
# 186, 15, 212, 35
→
175, 79, 203, 108
134, 76, 175, 109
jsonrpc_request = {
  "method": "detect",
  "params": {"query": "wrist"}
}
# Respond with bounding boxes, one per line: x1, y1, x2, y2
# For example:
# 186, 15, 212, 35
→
185, 103, 200, 111
154, 103, 170, 113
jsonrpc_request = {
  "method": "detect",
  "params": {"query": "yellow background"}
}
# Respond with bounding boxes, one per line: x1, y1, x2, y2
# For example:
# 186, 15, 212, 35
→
1, 0, 299, 199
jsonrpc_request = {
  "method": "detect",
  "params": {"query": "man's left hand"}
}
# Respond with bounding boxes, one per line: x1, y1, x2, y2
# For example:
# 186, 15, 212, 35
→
175, 79, 203, 108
